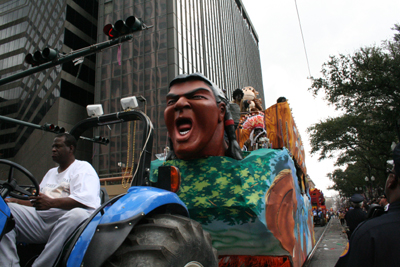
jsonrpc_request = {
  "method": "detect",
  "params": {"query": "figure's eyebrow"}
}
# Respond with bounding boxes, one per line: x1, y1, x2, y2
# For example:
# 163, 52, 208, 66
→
166, 87, 212, 99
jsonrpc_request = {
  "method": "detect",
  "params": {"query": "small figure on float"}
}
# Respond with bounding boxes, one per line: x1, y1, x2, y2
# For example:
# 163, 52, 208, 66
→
241, 86, 263, 113
239, 112, 271, 151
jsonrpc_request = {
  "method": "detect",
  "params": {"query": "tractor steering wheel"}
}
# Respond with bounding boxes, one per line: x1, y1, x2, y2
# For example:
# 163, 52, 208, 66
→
0, 159, 40, 200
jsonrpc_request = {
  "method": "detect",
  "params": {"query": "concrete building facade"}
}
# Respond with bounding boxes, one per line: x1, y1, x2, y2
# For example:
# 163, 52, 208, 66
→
94, 0, 264, 177
0, 0, 264, 182
0, 0, 98, 180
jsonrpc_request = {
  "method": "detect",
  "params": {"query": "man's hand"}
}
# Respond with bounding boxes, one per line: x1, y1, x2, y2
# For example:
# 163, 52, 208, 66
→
29, 193, 54, 210
29, 193, 88, 210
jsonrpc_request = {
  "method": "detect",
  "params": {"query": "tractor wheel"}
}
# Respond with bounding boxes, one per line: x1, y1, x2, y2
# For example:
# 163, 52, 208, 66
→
103, 214, 218, 267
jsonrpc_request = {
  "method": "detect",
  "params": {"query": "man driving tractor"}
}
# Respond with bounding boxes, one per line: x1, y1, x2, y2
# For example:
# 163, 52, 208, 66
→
0, 133, 100, 267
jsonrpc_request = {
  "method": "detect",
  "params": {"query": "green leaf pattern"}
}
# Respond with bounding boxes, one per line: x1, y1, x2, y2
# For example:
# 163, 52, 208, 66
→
150, 148, 314, 257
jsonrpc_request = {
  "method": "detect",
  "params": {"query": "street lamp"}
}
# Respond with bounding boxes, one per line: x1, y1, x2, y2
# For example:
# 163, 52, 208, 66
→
365, 176, 376, 199
365, 176, 375, 182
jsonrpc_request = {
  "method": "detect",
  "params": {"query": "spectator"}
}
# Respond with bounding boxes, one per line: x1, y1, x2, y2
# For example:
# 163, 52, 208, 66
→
339, 211, 345, 226
379, 194, 389, 211
335, 142, 400, 267
344, 194, 367, 239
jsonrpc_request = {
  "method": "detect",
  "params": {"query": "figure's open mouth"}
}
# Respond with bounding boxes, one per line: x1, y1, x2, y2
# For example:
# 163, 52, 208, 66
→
176, 118, 192, 136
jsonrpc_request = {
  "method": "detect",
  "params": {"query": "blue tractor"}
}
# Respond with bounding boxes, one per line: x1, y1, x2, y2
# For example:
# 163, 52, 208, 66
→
0, 108, 218, 266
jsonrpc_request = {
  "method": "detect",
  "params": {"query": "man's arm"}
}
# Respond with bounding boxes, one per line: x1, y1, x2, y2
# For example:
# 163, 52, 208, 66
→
5, 198, 33, 207
29, 193, 88, 210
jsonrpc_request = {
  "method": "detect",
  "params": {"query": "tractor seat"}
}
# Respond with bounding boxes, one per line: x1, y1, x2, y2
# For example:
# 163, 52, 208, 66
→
100, 187, 109, 205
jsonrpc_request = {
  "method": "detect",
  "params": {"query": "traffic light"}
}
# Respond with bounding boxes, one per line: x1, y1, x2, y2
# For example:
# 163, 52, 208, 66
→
42, 123, 65, 134
25, 48, 58, 66
93, 136, 110, 145
103, 16, 144, 39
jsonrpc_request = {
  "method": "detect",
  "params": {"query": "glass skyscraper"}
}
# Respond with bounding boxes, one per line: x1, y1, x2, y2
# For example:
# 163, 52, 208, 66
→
0, 0, 263, 180
0, 0, 98, 177
94, 0, 264, 176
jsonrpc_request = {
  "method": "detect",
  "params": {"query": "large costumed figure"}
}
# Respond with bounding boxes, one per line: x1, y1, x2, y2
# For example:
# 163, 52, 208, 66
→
155, 73, 313, 267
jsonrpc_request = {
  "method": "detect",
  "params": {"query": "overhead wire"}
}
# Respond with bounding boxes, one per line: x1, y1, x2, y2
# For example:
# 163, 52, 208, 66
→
294, 0, 312, 78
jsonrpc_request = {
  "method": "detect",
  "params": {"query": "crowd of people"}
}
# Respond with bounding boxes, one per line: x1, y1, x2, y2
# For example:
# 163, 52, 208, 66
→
335, 193, 391, 238
334, 143, 400, 267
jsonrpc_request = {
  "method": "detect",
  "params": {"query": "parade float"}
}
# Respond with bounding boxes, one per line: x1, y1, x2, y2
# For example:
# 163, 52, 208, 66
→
151, 88, 315, 267
310, 188, 327, 226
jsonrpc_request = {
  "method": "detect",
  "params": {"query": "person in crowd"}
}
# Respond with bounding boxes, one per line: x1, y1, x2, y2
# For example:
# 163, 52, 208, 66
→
339, 211, 345, 226
335, 142, 400, 266
344, 194, 367, 239
379, 194, 390, 211
318, 208, 324, 219
0, 133, 101, 267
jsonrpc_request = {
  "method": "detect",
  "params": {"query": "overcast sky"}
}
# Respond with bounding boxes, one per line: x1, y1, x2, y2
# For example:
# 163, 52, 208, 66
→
240, 0, 400, 197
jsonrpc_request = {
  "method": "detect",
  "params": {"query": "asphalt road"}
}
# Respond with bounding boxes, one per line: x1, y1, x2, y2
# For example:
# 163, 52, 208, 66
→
306, 218, 348, 267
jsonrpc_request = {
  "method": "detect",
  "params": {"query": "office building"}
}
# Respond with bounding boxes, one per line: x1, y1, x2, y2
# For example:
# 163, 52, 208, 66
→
94, 0, 264, 176
0, 0, 98, 177
0, 0, 264, 181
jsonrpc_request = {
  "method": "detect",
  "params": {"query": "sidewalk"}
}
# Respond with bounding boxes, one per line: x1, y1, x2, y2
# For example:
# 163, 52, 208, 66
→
307, 218, 348, 267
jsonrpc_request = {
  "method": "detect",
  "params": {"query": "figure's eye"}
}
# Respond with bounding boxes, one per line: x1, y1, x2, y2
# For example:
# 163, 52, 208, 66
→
167, 99, 176, 105
191, 95, 206, 100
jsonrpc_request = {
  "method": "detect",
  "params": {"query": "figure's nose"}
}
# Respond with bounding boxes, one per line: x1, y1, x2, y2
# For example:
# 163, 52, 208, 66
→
174, 96, 190, 111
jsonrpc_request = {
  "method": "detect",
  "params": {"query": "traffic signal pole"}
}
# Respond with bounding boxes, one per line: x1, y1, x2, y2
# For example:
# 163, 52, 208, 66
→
0, 115, 42, 131
0, 35, 133, 86
0, 115, 65, 133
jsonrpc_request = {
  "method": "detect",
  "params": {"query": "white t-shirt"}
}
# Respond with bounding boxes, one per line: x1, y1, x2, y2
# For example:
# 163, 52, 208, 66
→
40, 160, 101, 210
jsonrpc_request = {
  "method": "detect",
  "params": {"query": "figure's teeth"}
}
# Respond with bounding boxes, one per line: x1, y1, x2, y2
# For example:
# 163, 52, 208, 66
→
180, 130, 189, 135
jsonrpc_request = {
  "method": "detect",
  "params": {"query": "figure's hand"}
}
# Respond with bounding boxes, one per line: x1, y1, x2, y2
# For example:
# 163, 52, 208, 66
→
29, 193, 54, 210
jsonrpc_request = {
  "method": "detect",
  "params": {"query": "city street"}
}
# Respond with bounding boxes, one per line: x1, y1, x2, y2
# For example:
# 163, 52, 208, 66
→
306, 218, 348, 267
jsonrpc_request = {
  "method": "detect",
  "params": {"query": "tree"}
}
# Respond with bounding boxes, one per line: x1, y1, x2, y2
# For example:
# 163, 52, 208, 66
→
308, 24, 400, 196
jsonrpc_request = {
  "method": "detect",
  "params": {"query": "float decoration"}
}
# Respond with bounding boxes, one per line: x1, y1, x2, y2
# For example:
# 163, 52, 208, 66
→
151, 148, 314, 267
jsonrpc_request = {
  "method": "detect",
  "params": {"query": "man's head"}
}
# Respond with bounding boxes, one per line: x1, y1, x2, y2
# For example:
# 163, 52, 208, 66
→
385, 142, 400, 203
350, 194, 364, 208
277, 97, 287, 103
52, 133, 77, 165
232, 88, 244, 102
379, 195, 388, 206
164, 73, 227, 160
